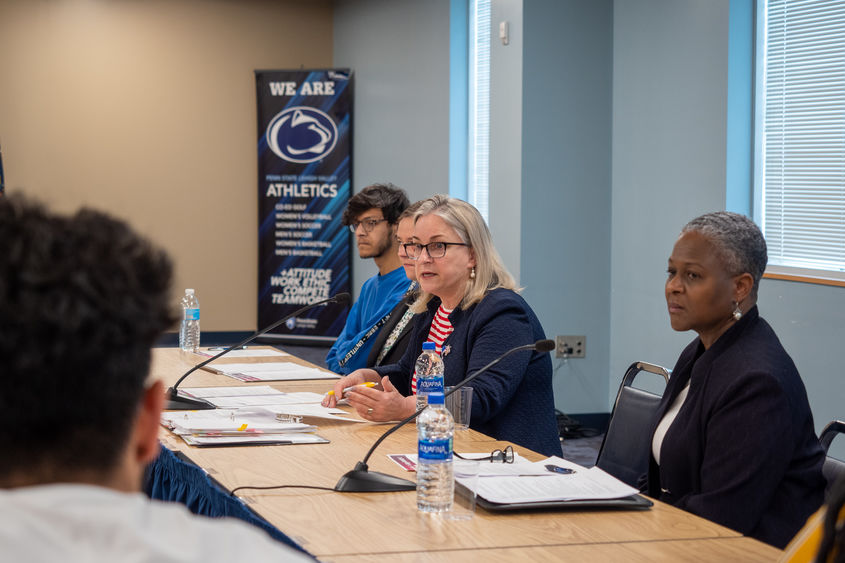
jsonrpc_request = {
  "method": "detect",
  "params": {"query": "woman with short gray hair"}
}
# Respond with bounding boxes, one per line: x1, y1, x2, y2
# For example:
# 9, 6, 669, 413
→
648, 211, 825, 548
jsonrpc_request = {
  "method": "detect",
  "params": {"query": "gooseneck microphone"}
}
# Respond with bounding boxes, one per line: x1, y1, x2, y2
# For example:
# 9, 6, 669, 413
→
165, 292, 351, 410
334, 338, 556, 493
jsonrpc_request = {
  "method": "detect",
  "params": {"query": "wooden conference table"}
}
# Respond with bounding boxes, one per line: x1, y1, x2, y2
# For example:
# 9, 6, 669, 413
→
153, 347, 782, 562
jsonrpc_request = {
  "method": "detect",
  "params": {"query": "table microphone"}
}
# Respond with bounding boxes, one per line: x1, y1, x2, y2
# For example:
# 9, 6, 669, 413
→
334, 338, 556, 493
165, 292, 351, 410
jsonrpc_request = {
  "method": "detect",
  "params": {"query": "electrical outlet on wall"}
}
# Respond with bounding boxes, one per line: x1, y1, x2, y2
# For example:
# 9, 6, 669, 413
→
555, 335, 585, 358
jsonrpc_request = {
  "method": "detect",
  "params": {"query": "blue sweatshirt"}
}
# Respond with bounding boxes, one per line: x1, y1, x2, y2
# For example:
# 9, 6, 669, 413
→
326, 266, 410, 374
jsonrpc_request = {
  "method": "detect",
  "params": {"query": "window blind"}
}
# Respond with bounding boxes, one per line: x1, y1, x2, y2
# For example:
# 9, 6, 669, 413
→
469, 0, 490, 222
761, 0, 845, 275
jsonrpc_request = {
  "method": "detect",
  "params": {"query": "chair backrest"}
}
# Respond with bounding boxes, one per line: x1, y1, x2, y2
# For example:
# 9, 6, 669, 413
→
820, 419, 845, 497
596, 361, 670, 488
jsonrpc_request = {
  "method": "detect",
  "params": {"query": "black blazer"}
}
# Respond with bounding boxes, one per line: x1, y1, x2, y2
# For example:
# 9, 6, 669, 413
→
647, 306, 825, 548
366, 290, 417, 368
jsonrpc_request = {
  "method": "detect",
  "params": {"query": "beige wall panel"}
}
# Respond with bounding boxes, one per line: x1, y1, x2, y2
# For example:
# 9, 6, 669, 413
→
0, 0, 333, 331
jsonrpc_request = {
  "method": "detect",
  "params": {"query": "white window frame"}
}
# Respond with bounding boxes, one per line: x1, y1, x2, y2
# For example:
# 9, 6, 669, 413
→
755, 0, 845, 284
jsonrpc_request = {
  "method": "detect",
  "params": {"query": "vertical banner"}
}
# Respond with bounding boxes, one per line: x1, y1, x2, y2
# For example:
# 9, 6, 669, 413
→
256, 69, 352, 342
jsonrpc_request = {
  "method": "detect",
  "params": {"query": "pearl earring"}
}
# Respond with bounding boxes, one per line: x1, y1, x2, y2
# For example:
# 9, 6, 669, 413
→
470, 266, 476, 279
732, 301, 742, 321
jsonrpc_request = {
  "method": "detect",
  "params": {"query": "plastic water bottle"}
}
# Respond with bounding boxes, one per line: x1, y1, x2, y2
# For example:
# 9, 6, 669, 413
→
417, 391, 454, 513
415, 342, 444, 416
179, 288, 200, 353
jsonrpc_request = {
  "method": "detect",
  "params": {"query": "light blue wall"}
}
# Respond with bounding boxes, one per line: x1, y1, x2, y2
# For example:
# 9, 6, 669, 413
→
333, 0, 451, 293
610, 0, 731, 393
726, 0, 753, 216
610, 1, 845, 453
488, 0, 524, 283
332, 1, 845, 448
521, 0, 613, 414
761, 281, 845, 457
449, 0, 469, 201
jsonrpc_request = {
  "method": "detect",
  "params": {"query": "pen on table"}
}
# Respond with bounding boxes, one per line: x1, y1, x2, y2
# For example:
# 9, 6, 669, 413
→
208, 346, 248, 351
326, 382, 377, 397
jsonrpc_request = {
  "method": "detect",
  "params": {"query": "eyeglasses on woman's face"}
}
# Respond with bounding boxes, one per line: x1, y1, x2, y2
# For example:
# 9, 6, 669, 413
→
403, 241, 470, 260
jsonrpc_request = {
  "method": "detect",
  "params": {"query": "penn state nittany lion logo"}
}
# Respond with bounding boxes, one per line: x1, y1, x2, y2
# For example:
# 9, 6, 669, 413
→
266, 107, 338, 163
285, 317, 297, 330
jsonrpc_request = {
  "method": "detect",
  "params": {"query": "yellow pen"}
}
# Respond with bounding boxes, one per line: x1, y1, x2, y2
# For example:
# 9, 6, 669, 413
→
326, 381, 377, 397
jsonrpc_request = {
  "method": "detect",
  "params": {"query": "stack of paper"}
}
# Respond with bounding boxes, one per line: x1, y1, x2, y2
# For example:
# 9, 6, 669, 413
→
464, 457, 639, 503
160, 408, 328, 447
179, 386, 362, 423
386, 454, 639, 503
196, 347, 290, 359
204, 362, 338, 382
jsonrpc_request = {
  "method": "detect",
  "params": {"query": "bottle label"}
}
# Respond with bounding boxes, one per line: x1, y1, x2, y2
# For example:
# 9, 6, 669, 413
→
417, 376, 443, 395
185, 308, 200, 321
418, 437, 452, 462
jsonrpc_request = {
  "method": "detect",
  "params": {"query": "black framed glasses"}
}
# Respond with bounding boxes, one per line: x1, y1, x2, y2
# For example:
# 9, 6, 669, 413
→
404, 241, 470, 260
454, 445, 514, 464
349, 218, 387, 233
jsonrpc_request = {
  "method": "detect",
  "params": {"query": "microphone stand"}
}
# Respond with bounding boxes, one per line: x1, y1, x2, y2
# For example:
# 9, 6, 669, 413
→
165, 293, 351, 410
334, 339, 555, 493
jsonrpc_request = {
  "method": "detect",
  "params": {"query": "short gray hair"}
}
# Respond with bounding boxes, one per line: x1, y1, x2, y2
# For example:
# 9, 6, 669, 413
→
681, 211, 768, 294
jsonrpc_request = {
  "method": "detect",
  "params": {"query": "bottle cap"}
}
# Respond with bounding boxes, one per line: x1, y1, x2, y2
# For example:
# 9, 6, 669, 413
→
422, 341, 435, 351
427, 392, 445, 405
186, 288, 195, 295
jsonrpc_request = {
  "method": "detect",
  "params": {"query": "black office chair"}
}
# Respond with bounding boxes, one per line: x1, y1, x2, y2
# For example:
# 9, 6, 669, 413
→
820, 419, 845, 497
596, 361, 670, 488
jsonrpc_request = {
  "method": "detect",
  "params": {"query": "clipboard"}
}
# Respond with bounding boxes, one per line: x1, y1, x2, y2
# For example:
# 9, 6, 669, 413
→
461, 480, 653, 512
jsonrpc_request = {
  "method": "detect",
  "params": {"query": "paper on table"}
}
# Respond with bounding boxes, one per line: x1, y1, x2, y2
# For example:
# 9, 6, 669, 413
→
464, 456, 639, 504
181, 433, 329, 446
262, 404, 365, 423
207, 362, 338, 382
196, 348, 290, 358
180, 385, 282, 398
160, 408, 316, 435
180, 386, 325, 408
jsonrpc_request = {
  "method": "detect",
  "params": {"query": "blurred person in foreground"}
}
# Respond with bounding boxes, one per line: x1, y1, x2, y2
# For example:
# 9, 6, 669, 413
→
648, 211, 825, 548
0, 193, 311, 562
324, 195, 560, 458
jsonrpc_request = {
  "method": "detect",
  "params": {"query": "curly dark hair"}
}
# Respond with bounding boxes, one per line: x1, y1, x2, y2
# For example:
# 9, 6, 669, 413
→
0, 194, 176, 482
341, 183, 410, 226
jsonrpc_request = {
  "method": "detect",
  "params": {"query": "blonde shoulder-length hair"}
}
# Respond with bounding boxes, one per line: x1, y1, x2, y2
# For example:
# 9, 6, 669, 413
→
410, 195, 519, 313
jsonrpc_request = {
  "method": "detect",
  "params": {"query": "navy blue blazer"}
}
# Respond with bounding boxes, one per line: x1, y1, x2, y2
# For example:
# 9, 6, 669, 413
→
647, 306, 825, 548
374, 288, 561, 458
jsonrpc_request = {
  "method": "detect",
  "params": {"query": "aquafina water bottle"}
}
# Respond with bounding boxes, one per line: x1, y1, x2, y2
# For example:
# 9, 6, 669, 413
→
415, 341, 444, 417
179, 288, 200, 353
416, 391, 454, 512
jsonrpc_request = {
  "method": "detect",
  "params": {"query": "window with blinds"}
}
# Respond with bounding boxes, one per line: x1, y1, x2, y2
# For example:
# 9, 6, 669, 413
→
757, 0, 845, 280
469, 0, 490, 223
